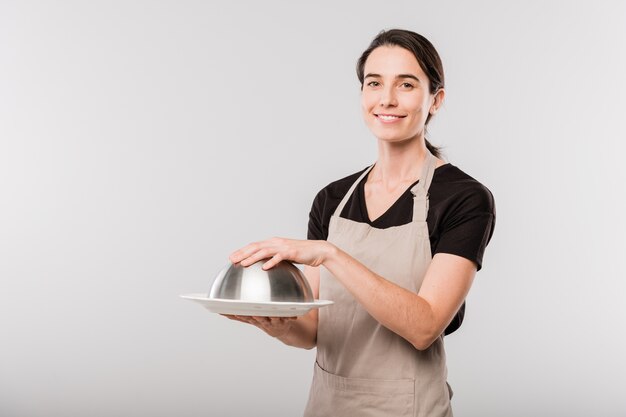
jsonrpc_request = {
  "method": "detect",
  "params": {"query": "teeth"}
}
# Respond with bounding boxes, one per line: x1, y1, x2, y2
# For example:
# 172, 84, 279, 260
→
378, 115, 400, 120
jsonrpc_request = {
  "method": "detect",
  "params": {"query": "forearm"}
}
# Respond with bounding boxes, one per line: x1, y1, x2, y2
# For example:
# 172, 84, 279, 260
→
275, 311, 317, 350
322, 246, 437, 350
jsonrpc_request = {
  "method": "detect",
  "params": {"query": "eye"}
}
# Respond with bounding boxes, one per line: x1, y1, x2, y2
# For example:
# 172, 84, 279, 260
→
366, 81, 380, 87
401, 82, 414, 89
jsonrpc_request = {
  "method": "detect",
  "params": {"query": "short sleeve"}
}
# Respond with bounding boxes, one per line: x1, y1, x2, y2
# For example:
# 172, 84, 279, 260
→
307, 189, 326, 240
434, 184, 496, 271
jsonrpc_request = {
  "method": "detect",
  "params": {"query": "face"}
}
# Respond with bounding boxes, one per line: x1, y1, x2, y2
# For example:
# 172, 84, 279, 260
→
361, 45, 443, 143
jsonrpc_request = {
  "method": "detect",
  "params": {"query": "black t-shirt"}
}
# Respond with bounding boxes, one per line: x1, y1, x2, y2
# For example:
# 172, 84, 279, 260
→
307, 162, 496, 335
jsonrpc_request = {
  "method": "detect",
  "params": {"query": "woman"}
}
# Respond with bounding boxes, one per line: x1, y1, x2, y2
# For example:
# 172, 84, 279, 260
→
226, 28, 496, 417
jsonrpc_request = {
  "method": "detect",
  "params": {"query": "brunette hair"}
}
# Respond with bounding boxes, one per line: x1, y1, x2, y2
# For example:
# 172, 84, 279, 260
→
356, 29, 445, 158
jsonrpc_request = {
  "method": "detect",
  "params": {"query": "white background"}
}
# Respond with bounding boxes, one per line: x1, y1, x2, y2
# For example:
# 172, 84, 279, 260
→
1, 1, 625, 416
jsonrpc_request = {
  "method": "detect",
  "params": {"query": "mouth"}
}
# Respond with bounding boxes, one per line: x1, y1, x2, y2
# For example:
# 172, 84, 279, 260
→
374, 113, 407, 123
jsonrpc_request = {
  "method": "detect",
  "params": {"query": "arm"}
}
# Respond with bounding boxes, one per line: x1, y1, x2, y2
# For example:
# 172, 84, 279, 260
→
230, 238, 476, 351
322, 247, 476, 350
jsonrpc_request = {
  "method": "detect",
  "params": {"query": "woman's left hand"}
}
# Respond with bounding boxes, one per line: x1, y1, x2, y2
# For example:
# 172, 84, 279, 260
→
229, 237, 335, 270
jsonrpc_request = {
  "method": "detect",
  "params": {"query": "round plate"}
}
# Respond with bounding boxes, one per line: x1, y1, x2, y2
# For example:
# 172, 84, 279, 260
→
180, 293, 334, 317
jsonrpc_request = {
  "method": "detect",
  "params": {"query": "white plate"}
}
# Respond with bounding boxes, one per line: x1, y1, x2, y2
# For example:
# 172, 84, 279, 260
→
180, 293, 334, 317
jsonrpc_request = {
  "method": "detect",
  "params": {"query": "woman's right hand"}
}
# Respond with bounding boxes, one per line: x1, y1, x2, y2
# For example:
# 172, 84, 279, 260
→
221, 314, 297, 338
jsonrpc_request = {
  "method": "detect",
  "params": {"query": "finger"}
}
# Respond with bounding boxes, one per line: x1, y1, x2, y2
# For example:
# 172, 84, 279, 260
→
221, 314, 247, 323
237, 315, 259, 323
271, 317, 288, 328
247, 316, 267, 325
238, 237, 288, 266
262, 253, 284, 270
240, 248, 273, 267
261, 316, 277, 329
269, 316, 296, 324
230, 242, 262, 264
244, 316, 267, 331
257, 316, 272, 325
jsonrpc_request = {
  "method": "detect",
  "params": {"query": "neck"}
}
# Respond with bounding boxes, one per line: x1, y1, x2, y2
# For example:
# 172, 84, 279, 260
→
369, 135, 431, 186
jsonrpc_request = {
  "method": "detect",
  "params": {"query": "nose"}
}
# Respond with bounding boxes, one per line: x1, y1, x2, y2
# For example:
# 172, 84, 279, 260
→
379, 86, 398, 107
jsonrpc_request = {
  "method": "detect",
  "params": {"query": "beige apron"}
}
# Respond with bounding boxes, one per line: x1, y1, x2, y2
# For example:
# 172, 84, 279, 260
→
303, 151, 453, 417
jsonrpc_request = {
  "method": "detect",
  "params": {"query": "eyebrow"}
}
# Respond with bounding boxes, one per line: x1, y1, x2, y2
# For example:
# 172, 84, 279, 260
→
364, 73, 421, 83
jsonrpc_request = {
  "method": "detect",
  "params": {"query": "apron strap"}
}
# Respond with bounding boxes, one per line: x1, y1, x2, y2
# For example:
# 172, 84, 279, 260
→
333, 151, 438, 220
410, 151, 437, 222
332, 164, 375, 218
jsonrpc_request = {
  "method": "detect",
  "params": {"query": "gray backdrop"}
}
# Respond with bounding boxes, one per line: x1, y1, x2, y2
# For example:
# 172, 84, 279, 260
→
1, 1, 625, 416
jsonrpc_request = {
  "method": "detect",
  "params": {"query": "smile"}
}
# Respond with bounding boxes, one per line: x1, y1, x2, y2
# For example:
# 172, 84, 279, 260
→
375, 114, 406, 123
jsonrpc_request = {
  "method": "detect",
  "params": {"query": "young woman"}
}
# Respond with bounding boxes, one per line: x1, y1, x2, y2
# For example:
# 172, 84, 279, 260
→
226, 28, 496, 417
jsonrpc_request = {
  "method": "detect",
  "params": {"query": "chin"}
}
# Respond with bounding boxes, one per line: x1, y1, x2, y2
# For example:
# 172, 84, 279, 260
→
373, 131, 409, 143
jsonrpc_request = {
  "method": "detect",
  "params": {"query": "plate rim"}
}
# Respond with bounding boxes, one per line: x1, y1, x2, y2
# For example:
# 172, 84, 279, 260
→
180, 293, 333, 307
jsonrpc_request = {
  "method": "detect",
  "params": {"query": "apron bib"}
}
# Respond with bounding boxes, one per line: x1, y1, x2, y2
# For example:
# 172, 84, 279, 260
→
303, 152, 453, 417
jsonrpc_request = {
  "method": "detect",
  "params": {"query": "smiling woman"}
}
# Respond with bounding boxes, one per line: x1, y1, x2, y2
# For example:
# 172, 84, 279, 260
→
228, 28, 496, 417
357, 30, 446, 156
361, 47, 443, 142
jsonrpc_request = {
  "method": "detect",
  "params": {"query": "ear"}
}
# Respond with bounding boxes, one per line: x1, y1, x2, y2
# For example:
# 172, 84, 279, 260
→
429, 88, 445, 115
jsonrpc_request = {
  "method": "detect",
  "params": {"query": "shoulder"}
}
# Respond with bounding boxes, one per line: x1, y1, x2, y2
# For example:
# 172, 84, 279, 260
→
431, 163, 495, 215
311, 166, 370, 207
429, 163, 496, 271
307, 166, 370, 240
